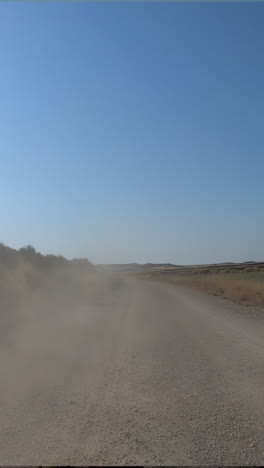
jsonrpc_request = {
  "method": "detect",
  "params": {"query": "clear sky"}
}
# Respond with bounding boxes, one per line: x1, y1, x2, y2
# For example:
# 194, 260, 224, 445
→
0, 2, 263, 264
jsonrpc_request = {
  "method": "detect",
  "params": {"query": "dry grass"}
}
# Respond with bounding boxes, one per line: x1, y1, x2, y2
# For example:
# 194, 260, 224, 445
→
143, 272, 264, 306
185, 274, 264, 305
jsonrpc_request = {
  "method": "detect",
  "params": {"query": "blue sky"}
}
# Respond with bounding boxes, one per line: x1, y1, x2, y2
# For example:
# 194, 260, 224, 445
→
0, 2, 263, 264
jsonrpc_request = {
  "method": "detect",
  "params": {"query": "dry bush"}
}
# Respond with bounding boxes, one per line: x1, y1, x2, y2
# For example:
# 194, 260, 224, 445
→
244, 267, 260, 273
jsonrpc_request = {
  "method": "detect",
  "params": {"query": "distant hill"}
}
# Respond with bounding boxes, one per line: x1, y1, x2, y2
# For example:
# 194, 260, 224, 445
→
97, 260, 264, 276
97, 263, 179, 273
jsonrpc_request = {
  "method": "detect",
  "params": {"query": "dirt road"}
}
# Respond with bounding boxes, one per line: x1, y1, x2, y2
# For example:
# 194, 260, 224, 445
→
0, 280, 264, 465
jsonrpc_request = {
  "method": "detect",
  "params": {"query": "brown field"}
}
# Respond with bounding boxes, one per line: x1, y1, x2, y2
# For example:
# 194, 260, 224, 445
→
133, 263, 264, 307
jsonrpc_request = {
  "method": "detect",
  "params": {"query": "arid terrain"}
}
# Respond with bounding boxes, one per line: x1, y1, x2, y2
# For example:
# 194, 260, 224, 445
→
102, 260, 264, 307
1, 244, 264, 465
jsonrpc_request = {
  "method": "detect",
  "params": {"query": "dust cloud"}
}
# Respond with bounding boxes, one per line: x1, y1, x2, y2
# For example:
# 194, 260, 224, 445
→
0, 243, 122, 408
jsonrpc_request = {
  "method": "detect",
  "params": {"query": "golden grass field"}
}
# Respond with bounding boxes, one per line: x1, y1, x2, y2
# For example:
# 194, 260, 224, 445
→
135, 265, 264, 307
159, 272, 264, 306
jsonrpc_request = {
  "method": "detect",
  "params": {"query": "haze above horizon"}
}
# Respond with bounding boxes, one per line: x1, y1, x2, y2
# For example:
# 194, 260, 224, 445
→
1, 2, 263, 264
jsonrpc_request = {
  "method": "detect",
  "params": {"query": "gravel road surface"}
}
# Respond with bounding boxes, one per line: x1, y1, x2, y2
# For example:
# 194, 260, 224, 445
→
0, 280, 264, 465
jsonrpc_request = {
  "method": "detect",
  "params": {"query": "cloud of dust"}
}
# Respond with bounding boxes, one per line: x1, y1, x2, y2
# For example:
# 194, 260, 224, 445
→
0, 243, 123, 407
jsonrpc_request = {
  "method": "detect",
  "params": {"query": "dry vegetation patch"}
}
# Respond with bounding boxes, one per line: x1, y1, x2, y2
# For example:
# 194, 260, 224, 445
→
160, 272, 264, 306
136, 265, 264, 307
